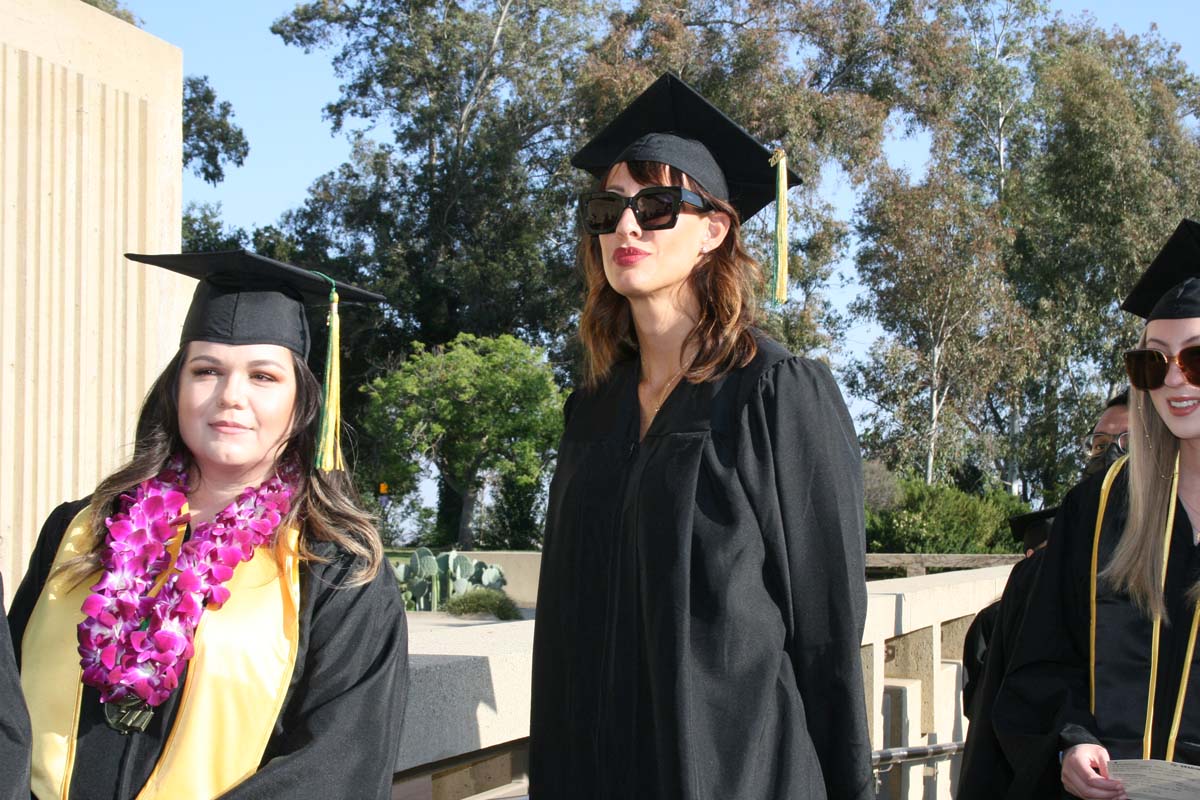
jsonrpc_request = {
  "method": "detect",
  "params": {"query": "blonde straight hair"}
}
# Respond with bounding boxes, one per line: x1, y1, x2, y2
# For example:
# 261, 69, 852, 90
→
1102, 329, 1197, 619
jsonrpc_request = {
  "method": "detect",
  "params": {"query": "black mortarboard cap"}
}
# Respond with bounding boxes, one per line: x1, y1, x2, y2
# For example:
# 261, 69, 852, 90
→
1009, 507, 1057, 551
1121, 219, 1200, 320
126, 250, 385, 471
124, 250, 384, 359
570, 73, 801, 222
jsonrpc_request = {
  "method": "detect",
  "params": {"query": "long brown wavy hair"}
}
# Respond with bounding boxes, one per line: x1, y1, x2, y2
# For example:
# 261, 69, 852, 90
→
58, 344, 382, 587
578, 160, 763, 388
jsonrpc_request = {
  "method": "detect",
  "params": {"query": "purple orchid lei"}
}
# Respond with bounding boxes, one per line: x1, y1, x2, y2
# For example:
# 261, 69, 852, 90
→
77, 455, 294, 708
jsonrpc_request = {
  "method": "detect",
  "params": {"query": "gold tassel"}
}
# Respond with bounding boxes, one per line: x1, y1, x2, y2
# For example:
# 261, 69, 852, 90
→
315, 279, 343, 472
769, 148, 789, 304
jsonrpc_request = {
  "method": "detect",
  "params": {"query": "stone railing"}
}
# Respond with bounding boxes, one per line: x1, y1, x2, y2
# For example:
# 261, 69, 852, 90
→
393, 562, 1013, 800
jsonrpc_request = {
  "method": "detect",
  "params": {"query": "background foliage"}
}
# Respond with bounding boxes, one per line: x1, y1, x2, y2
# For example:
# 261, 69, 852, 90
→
92, 0, 1200, 551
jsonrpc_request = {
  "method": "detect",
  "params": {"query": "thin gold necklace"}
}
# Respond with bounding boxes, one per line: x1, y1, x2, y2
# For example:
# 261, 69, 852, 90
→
643, 364, 686, 421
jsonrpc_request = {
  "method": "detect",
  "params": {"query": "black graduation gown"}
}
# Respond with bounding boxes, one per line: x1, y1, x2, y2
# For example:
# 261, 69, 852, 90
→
8, 498, 409, 800
529, 337, 873, 800
993, 469, 1200, 799
956, 551, 1041, 800
962, 597, 1001, 720
1, 575, 32, 800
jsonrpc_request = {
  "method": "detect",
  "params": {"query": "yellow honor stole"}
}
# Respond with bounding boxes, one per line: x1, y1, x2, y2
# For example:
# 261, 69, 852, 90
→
21, 507, 301, 799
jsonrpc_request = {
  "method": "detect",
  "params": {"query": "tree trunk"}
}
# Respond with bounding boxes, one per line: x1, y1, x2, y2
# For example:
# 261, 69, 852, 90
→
1006, 394, 1021, 496
457, 482, 479, 551
926, 426, 937, 485
926, 348, 941, 485
435, 476, 462, 547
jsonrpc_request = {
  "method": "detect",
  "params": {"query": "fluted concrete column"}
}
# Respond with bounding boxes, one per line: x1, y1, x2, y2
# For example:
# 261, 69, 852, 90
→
1, 0, 192, 594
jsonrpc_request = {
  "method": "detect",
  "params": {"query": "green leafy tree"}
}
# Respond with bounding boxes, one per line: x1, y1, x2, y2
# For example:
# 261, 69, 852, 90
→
850, 4, 1200, 506
271, 0, 594, 348
363, 334, 564, 549
181, 202, 249, 252
928, 0, 1047, 203
849, 160, 1034, 483
866, 476, 1028, 554
183, 76, 251, 186
1002, 23, 1200, 498
476, 471, 545, 550
273, 1, 603, 531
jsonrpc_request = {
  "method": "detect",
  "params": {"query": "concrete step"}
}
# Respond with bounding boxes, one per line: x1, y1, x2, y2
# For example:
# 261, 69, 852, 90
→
462, 779, 528, 800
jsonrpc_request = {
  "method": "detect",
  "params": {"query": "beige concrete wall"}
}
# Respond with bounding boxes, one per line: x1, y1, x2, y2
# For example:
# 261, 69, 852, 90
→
1, 0, 192, 594
470, 552, 541, 607
399, 566, 1016, 800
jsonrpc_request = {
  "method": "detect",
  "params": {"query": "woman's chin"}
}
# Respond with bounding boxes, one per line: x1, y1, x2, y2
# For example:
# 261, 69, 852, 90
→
191, 449, 271, 479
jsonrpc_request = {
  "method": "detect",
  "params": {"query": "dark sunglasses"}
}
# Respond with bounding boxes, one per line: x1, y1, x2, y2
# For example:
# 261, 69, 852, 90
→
1124, 346, 1200, 390
579, 186, 712, 235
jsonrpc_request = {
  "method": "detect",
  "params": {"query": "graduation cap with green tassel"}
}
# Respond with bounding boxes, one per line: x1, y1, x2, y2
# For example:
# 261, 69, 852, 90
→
571, 72, 802, 303
124, 249, 385, 472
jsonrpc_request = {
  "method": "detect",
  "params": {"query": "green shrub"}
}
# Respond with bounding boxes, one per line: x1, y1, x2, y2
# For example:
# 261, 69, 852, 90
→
442, 588, 522, 621
867, 477, 1028, 554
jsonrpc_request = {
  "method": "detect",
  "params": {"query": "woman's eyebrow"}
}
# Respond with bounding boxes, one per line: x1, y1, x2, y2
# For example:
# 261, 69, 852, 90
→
1146, 335, 1200, 348
247, 359, 288, 370
187, 354, 222, 364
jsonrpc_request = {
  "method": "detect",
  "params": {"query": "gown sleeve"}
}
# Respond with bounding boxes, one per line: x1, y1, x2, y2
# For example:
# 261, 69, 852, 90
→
219, 554, 409, 800
740, 356, 874, 800
8, 499, 91, 662
962, 601, 1000, 720
992, 481, 1100, 797
954, 554, 1039, 800
0, 575, 31, 800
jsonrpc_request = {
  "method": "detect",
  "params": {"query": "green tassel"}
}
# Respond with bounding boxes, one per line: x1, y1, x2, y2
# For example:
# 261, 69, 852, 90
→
311, 272, 343, 472
768, 148, 789, 304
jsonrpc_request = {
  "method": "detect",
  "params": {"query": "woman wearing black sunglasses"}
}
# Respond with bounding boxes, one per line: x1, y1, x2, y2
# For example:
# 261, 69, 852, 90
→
994, 219, 1200, 800
529, 74, 873, 800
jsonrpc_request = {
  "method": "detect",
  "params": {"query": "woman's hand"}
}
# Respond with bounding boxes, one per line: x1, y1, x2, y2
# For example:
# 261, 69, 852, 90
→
1061, 744, 1127, 799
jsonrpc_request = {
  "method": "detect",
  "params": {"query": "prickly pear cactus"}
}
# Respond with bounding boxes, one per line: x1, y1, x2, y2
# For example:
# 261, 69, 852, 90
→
393, 548, 510, 612
409, 578, 430, 611
452, 554, 475, 580
480, 565, 506, 591
417, 553, 439, 579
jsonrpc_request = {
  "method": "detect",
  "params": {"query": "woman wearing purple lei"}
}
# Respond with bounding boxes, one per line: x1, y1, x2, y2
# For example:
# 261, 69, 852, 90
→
8, 251, 408, 799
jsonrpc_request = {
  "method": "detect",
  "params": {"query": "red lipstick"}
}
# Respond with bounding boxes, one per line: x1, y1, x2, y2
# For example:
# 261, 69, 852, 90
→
613, 247, 650, 267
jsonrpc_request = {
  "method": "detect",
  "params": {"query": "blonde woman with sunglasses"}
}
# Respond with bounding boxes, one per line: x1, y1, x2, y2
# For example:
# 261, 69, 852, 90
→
994, 219, 1200, 800
528, 74, 873, 800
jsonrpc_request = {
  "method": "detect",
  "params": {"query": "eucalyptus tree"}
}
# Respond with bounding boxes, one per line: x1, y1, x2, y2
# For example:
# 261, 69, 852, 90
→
849, 160, 1033, 483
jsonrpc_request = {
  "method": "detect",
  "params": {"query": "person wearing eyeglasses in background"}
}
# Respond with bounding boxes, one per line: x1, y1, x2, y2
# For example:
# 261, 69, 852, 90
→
528, 74, 873, 800
1082, 390, 1130, 478
993, 219, 1200, 800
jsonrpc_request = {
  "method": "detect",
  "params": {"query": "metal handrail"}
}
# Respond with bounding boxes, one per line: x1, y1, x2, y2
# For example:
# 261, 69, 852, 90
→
872, 740, 965, 767
872, 741, 965, 795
